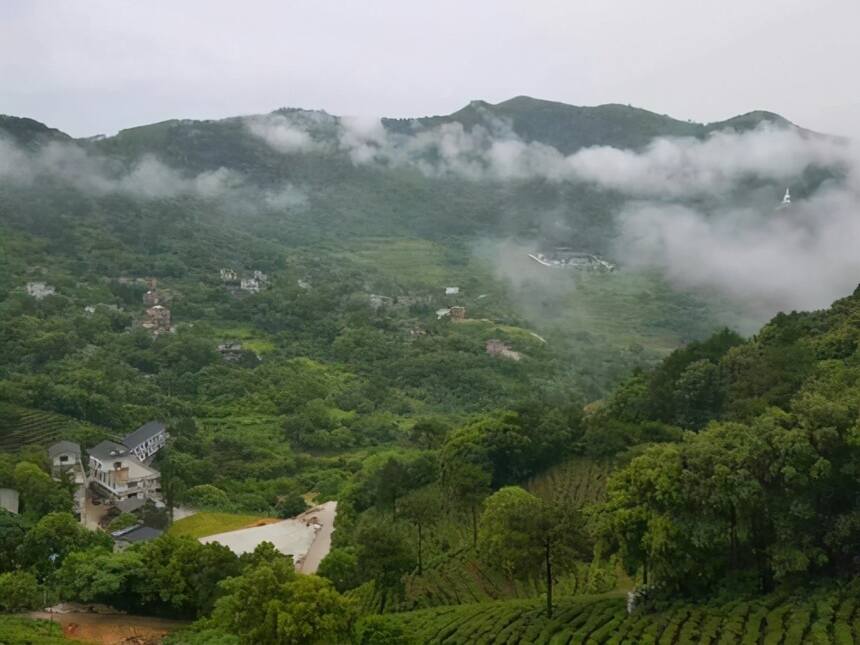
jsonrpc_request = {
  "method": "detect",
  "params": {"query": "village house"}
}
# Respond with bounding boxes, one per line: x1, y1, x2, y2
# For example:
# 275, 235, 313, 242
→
49, 440, 86, 482
26, 281, 56, 299
449, 306, 466, 321
0, 488, 19, 514
141, 305, 171, 334
123, 421, 168, 462
217, 342, 245, 362
112, 525, 164, 550
143, 289, 160, 306
396, 295, 433, 307
88, 440, 161, 503
485, 339, 522, 361
445, 286, 460, 295
240, 278, 261, 293
48, 441, 87, 514
220, 268, 238, 282
369, 294, 393, 309
253, 270, 268, 283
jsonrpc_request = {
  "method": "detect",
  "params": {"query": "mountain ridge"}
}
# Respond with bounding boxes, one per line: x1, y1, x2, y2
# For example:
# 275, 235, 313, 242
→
1, 96, 809, 153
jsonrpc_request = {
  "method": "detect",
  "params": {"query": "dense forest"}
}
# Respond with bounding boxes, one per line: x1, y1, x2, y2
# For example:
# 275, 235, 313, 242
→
1, 99, 857, 644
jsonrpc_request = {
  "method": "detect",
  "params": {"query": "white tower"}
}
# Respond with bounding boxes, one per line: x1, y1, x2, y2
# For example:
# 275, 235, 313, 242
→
781, 187, 791, 208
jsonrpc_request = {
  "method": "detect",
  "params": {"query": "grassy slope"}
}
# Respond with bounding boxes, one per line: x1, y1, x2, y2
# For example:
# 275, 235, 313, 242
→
167, 512, 269, 539
378, 585, 860, 644
0, 616, 69, 645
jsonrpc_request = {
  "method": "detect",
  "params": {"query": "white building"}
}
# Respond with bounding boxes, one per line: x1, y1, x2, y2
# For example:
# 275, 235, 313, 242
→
781, 187, 791, 208
26, 282, 56, 299
49, 441, 86, 482
240, 278, 261, 293
220, 268, 238, 282
122, 421, 168, 462
88, 441, 161, 502
253, 270, 269, 283
0, 489, 19, 514
445, 287, 460, 296
48, 441, 86, 514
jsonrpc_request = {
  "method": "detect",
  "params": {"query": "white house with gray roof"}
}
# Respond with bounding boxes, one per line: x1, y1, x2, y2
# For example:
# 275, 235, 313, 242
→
122, 421, 167, 462
48, 440, 87, 514
88, 440, 161, 502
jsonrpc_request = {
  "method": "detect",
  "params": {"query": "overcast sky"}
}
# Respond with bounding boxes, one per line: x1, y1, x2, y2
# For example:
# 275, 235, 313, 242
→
2, 0, 857, 139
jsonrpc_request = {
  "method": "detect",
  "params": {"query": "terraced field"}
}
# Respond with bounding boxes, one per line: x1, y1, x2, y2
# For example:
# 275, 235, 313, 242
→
350, 552, 616, 614
0, 405, 111, 452
376, 585, 860, 644
526, 457, 613, 507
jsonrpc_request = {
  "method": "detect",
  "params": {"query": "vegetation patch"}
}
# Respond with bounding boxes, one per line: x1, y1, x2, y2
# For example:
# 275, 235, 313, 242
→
167, 512, 272, 539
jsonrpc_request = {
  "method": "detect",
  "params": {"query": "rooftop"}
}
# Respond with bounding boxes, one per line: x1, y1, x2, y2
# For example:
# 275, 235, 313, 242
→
0, 488, 19, 514
111, 525, 163, 543
88, 440, 129, 462
123, 421, 166, 449
48, 440, 82, 459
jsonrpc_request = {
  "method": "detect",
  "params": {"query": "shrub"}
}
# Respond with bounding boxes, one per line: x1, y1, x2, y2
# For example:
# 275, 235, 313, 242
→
0, 571, 42, 611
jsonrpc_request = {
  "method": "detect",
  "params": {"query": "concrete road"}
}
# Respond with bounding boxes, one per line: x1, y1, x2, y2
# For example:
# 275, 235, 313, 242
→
297, 500, 337, 573
200, 501, 337, 572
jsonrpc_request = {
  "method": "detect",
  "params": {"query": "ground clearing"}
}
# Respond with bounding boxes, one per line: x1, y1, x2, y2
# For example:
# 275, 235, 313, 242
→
27, 611, 189, 645
200, 501, 337, 572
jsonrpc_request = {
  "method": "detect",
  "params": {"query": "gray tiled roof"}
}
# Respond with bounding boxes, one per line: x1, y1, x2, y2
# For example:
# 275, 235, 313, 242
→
113, 525, 163, 543
88, 440, 129, 462
122, 421, 166, 449
48, 440, 81, 458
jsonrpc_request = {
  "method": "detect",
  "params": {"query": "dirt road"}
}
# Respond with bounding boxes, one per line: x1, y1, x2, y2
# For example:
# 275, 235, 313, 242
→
28, 611, 188, 644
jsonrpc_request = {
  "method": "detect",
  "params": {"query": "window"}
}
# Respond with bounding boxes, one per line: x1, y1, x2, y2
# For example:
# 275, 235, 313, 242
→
59, 455, 69, 463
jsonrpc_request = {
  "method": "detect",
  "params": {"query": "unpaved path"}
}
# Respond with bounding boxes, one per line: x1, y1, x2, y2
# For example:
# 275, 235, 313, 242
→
200, 501, 337, 571
28, 611, 188, 644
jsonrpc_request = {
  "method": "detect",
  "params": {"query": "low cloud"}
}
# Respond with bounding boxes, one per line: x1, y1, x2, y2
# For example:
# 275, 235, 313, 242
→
615, 181, 860, 315
250, 109, 853, 198
249, 110, 860, 318
0, 136, 307, 212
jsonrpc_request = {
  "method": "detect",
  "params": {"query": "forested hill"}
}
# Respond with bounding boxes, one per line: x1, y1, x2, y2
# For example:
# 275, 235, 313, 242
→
4, 95, 803, 157
0, 97, 822, 251
384, 96, 800, 153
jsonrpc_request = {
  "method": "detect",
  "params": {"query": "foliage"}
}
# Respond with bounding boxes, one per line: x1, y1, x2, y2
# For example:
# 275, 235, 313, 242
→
19, 512, 112, 577
478, 486, 587, 616
107, 512, 139, 532
206, 555, 355, 644
318, 547, 361, 593
0, 570, 42, 611
0, 616, 67, 645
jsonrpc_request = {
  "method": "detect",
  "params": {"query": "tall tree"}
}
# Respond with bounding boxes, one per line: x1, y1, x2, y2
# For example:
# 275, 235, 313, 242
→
478, 486, 585, 617
399, 486, 443, 575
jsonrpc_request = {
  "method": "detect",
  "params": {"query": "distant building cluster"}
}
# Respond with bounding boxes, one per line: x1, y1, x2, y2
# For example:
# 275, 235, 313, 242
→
0, 421, 172, 546
528, 249, 615, 272
141, 305, 172, 334
486, 339, 522, 361
221, 268, 269, 294
25, 281, 56, 299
